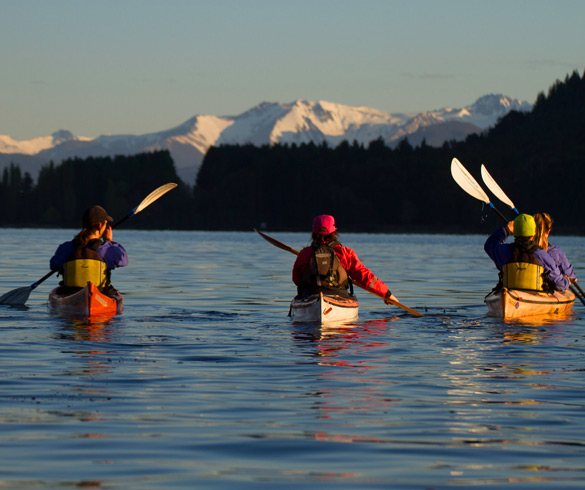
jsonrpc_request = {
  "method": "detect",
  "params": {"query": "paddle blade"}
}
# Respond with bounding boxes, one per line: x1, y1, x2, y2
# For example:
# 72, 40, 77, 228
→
480, 164, 517, 211
451, 158, 490, 204
134, 183, 178, 215
0, 286, 33, 306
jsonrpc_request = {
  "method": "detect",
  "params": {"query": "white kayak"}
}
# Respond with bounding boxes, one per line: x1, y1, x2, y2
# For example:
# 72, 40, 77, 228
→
290, 291, 359, 324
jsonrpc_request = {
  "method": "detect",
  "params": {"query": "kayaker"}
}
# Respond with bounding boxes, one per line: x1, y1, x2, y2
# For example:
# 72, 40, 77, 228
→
534, 212, 577, 282
292, 214, 399, 303
484, 213, 569, 292
50, 205, 128, 293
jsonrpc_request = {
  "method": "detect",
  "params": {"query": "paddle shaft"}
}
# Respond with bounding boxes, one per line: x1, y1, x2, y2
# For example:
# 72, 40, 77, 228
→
254, 228, 424, 317
486, 202, 509, 223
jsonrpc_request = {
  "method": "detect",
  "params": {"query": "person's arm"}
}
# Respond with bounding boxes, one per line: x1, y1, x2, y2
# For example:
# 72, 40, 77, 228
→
49, 242, 74, 271
535, 249, 570, 291
484, 225, 512, 269
337, 246, 391, 297
549, 245, 577, 280
98, 240, 129, 269
292, 248, 312, 285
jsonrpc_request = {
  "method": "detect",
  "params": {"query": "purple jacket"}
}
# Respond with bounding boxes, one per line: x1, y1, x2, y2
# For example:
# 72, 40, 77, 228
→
547, 244, 576, 280
50, 240, 128, 271
484, 226, 569, 291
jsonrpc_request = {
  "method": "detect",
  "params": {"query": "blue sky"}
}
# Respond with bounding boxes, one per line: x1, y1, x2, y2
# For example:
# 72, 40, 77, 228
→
1, 0, 584, 140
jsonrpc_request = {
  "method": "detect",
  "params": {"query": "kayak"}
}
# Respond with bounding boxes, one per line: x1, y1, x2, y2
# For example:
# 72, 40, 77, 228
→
48, 282, 123, 317
484, 287, 575, 319
290, 291, 359, 323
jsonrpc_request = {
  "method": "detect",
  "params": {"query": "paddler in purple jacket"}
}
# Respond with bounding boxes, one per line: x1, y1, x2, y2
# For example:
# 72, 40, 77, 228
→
484, 213, 569, 292
50, 205, 128, 292
533, 212, 577, 282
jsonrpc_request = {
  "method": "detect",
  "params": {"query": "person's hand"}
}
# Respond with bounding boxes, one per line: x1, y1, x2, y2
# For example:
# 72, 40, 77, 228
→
384, 291, 399, 305
103, 224, 113, 242
506, 220, 514, 235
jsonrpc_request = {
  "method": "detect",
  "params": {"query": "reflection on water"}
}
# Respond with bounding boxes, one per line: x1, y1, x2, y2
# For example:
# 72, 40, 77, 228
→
56, 315, 118, 342
1, 229, 584, 488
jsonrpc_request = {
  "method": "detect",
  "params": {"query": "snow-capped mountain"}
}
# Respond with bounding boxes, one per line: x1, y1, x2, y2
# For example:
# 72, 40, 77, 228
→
0, 94, 532, 185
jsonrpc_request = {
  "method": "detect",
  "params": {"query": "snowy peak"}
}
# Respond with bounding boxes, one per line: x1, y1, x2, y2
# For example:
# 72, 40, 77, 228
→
0, 134, 54, 155
0, 94, 532, 184
470, 94, 532, 115
160, 114, 234, 152
51, 130, 77, 145
219, 102, 289, 145
432, 94, 532, 128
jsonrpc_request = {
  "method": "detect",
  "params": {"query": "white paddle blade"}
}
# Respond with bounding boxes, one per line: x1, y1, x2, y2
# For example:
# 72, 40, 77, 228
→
134, 183, 178, 214
450, 158, 490, 204
0, 286, 32, 306
480, 164, 516, 210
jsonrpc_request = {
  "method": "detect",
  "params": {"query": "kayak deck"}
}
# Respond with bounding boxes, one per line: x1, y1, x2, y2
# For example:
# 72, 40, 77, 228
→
48, 282, 123, 317
290, 291, 359, 324
485, 287, 575, 319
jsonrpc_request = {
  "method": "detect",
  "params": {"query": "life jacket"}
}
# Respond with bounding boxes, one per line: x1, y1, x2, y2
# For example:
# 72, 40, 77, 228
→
62, 239, 110, 290
502, 239, 545, 291
300, 241, 350, 293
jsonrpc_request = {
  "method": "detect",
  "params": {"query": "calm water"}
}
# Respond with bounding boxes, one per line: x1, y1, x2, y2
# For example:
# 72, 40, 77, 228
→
1, 229, 585, 489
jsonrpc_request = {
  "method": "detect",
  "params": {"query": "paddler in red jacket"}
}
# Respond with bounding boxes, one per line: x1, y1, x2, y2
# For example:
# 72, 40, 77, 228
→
292, 214, 398, 303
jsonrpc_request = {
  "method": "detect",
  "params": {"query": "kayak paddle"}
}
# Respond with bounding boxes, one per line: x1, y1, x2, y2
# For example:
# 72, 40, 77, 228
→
0, 182, 178, 306
450, 158, 509, 223
480, 164, 519, 215
254, 228, 424, 317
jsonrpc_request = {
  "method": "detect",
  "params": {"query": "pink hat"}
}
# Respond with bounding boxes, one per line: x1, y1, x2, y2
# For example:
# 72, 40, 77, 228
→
312, 215, 337, 234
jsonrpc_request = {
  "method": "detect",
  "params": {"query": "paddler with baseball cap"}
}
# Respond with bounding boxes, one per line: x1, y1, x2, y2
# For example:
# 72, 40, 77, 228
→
50, 205, 128, 293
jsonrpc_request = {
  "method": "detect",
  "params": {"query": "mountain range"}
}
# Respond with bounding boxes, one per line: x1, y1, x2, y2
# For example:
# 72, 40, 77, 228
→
0, 94, 532, 185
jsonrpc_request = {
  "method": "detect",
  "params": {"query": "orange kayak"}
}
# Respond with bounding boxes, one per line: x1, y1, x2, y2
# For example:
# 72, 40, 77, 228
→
485, 287, 575, 319
48, 282, 123, 317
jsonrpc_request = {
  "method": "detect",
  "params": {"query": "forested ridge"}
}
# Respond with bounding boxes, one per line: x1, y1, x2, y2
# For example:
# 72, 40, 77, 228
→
1, 70, 584, 234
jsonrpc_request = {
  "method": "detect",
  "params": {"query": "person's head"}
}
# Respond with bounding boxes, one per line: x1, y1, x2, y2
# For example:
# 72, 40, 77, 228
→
534, 212, 553, 249
82, 205, 113, 230
311, 214, 338, 242
513, 213, 536, 239
74, 205, 113, 246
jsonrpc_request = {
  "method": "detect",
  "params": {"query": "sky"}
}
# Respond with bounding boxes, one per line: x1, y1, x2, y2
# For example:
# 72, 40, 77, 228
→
1, 0, 584, 141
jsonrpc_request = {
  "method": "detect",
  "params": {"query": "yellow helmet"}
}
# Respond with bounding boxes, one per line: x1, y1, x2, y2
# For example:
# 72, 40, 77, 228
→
514, 213, 536, 237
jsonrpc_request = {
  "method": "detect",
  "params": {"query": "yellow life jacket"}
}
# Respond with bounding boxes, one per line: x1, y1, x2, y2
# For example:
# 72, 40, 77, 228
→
502, 262, 544, 291
61, 239, 109, 289
63, 259, 108, 288
502, 240, 544, 291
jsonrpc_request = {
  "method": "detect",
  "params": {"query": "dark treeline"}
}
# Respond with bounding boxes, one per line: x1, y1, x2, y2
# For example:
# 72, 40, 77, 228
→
0, 152, 193, 229
1, 70, 584, 233
196, 70, 585, 234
